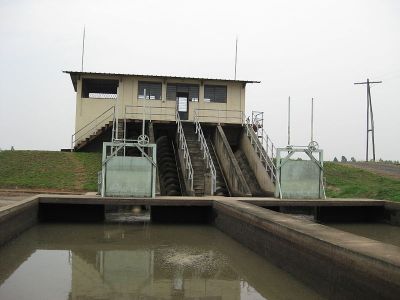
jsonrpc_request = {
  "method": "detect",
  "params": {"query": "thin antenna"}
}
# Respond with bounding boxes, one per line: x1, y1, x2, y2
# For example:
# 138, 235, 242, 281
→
311, 98, 314, 143
234, 36, 238, 80
288, 96, 291, 146
354, 78, 382, 162
81, 25, 86, 72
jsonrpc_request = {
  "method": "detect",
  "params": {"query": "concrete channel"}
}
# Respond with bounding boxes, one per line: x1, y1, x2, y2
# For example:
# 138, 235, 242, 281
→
0, 194, 399, 299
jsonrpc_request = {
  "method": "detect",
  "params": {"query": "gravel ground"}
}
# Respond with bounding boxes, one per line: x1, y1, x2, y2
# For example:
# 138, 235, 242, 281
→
346, 162, 400, 180
0, 191, 38, 208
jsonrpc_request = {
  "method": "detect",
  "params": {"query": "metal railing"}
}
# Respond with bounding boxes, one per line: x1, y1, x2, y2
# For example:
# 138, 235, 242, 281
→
124, 105, 176, 121
71, 106, 115, 150
251, 115, 277, 162
124, 105, 176, 142
176, 111, 194, 191
194, 109, 244, 125
194, 111, 217, 194
243, 114, 277, 183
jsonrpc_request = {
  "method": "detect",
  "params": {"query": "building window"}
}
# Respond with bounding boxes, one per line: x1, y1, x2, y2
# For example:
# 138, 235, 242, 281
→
81, 78, 118, 99
166, 83, 199, 101
204, 85, 227, 103
138, 81, 162, 100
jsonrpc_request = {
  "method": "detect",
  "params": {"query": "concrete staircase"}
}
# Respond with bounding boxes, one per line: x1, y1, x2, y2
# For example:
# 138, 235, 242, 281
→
206, 139, 229, 196
182, 123, 207, 196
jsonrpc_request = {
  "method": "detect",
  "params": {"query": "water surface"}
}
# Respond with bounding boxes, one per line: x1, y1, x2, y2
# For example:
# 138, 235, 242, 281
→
0, 223, 324, 300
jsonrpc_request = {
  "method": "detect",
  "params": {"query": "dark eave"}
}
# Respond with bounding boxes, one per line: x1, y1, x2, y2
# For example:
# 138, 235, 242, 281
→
63, 70, 260, 92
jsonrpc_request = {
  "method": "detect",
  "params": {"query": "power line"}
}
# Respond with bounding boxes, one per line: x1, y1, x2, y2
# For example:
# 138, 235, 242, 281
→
354, 78, 382, 162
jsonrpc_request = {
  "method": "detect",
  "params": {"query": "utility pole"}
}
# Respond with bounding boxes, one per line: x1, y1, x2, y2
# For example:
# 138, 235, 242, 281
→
354, 78, 382, 162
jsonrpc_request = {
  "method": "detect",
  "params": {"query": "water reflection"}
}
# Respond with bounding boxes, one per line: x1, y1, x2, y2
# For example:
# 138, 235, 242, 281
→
0, 224, 323, 300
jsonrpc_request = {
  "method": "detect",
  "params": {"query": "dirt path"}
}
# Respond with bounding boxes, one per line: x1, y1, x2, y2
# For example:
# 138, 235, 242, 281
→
346, 162, 400, 181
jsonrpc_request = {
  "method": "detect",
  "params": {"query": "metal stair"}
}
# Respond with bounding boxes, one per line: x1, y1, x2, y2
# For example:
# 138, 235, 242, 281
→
243, 117, 277, 185
71, 106, 116, 151
182, 123, 207, 196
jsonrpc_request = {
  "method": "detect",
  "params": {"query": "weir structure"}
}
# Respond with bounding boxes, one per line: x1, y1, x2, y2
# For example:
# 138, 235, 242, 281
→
1, 195, 400, 299
3, 70, 394, 299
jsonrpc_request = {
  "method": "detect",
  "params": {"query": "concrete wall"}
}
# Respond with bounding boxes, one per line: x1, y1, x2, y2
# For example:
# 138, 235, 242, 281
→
384, 201, 400, 226
73, 74, 246, 143
213, 126, 251, 196
239, 130, 275, 195
213, 200, 400, 300
0, 196, 38, 247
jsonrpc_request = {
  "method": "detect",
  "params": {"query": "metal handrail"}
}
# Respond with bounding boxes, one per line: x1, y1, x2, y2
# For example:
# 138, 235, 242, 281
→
242, 113, 277, 183
71, 106, 115, 150
251, 116, 277, 160
194, 108, 244, 125
124, 105, 176, 121
176, 111, 194, 191
124, 105, 176, 142
194, 111, 217, 194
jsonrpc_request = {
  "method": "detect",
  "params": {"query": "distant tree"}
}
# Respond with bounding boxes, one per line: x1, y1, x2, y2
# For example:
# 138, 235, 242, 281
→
341, 156, 347, 162
351, 157, 356, 162
333, 157, 338, 162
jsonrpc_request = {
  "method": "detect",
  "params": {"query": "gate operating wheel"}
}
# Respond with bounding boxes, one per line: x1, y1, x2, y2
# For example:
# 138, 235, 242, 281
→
138, 134, 149, 146
308, 140, 319, 151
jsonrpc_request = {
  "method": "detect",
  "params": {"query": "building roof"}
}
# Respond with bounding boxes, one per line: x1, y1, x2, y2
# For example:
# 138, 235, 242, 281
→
63, 70, 260, 91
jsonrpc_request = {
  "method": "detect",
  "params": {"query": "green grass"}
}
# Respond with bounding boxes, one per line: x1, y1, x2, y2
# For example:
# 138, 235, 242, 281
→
325, 162, 400, 202
0, 151, 101, 191
0, 151, 399, 201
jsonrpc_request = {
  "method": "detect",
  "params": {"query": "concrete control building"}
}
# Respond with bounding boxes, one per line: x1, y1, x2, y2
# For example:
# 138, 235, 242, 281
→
65, 71, 277, 197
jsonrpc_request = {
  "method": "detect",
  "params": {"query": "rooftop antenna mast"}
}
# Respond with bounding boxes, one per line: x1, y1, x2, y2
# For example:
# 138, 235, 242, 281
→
311, 97, 314, 143
81, 25, 86, 72
288, 96, 291, 146
234, 36, 238, 80
354, 78, 382, 162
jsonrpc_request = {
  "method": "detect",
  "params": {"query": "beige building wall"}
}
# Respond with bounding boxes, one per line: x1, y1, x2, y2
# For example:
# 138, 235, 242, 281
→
73, 74, 247, 144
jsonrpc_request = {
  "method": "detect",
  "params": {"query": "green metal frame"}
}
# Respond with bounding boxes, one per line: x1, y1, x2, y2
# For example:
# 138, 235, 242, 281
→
275, 147, 326, 199
100, 142, 157, 198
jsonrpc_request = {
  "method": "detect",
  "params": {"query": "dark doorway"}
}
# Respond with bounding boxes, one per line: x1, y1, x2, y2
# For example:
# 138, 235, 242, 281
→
176, 92, 189, 120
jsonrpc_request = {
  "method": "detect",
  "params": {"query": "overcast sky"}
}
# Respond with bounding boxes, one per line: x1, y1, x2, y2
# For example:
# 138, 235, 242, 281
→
0, 0, 399, 160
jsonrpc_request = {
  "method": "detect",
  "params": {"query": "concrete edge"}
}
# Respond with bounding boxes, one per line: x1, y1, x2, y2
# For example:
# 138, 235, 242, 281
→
214, 125, 252, 196
213, 200, 400, 271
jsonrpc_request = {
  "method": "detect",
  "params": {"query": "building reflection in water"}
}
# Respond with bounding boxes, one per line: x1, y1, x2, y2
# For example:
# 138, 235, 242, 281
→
69, 227, 242, 300
1, 224, 321, 300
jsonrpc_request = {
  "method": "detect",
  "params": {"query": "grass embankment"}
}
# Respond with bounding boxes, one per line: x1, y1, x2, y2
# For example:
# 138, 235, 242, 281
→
0, 151, 399, 200
0, 151, 101, 192
325, 162, 400, 202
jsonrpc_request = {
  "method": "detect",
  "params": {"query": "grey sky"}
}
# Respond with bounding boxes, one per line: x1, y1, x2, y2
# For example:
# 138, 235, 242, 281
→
0, 0, 399, 160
